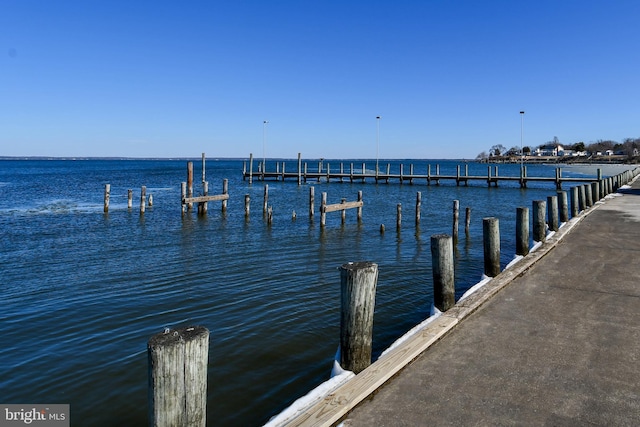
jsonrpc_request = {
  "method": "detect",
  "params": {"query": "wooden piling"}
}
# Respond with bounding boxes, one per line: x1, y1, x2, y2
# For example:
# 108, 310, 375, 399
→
267, 206, 273, 225
558, 190, 569, 223
396, 203, 402, 231
547, 195, 558, 232
430, 234, 455, 311
201, 181, 208, 214
148, 325, 209, 427
532, 200, 546, 242
570, 187, 579, 218
263, 185, 269, 214
297, 153, 302, 185
309, 187, 315, 218
128, 189, 133, 209
187, 162, 193, 212
148, 194, 153, 208
357, 191, 363, 222
244, 194, 250, 217
181, 183, 186, 214
483, 217, 500, 277
452, 200, 459, 244
585, 184, 593, 207
591, 181, 600, 202
201, 153, 206, 185
222, 179, 228, 212
140, 186, 146, 214
579, 185, 586, 211
249, 153, 254, 184
415, 192, 421, 226
321, 192, 327, 227
465, 207, 471, 236
339, 261, 378, 374
516, 207, 529, 256
103, 184, 110, 213
341, 199, 347, 224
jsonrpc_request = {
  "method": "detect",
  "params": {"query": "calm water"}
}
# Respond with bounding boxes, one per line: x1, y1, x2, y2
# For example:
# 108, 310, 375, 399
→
0, 158, 618, 426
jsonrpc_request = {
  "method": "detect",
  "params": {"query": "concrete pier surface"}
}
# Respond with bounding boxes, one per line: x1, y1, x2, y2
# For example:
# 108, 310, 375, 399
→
342, 179, 640, 426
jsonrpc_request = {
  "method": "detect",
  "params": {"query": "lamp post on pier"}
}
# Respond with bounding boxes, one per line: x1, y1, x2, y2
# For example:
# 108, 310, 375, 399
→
520, 111, 525, 173
376, 116, 381, 178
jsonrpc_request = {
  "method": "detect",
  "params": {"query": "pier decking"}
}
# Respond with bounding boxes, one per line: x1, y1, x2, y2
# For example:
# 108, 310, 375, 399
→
279, 173, 640, 426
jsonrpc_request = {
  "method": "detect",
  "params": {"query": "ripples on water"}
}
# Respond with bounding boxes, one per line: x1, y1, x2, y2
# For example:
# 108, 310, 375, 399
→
0, 159, 619, 426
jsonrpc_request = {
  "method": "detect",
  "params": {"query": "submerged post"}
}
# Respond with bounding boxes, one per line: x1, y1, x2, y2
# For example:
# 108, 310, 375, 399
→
415, 191, 421, 226
483, 217, 500, 277
148, 325, 209, 427
104, 184, 110, 213
128, 189, 133, 209
222, 179, 228, 212
452, 200, 459, 244
339, 261, 378, 374
244, 194, 250, 218
516, 207, 529, 256
140, 186, 146, 214
263, 185, 269, 214
431, 234, 455, 311
465, 207, 471, 236
309, 186, 315, 218
396, 203, 402, 231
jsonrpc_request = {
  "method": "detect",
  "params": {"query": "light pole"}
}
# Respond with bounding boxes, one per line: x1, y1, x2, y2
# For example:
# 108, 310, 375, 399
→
263, 120, 268, 175
520, 111, 525, 172
376, 116, 381, 177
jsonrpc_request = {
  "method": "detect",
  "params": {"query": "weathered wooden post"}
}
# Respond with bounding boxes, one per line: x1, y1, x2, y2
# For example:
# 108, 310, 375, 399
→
200, 181, 208, 215
380, 224, 385, 234
516, 207, 529, 256
181, 183, 187, 214
148, 194, 153, 208
148, 325, 209, 427
128, 189, 133, 209
357, 191, 363, 222
249, 153, 254, 184
415, 191, 421, 226
547, 195, 559, 232
570, 187, 579, 217
187, 162, 193, 212
465, 207, 471, 236
104, 184, 110, 213
244, 194, 250, 218
396, 203, 402, 231
297, 153, 302, 186
341, 198, 347, 224
558, 190, 569, 223
483, 217, 500, 277
201, 153, 206, 185
140, 186, 146, 214
431, 234, 455, 311
263, 185, 269, 214
267, 206, 273, 225
585, 183, 593, 207
532, 200, 546, 242
320, 192, 327, 227
579, 185, 586, 212
339, 262, 378, 374
222, 179, 228, 213
591, 181, 600, 202
452, 200, 459, 244
309, 186, 315, 218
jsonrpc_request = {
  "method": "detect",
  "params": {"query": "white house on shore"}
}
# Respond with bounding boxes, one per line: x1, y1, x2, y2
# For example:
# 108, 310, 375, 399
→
535, 144, 564, 156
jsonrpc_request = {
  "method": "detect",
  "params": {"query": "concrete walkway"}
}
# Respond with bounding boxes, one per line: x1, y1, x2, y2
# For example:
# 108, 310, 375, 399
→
342, 181, 640, 426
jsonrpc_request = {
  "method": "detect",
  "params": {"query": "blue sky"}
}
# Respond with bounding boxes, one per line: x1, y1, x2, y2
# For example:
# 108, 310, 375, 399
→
2, 1, 639, 159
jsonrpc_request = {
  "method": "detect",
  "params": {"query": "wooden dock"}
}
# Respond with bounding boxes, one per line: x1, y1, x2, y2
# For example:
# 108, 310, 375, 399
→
242, 154, 607, 189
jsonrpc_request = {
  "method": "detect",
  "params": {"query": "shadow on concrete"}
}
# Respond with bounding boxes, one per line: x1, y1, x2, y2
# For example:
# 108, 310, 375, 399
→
618, 187, 640, 196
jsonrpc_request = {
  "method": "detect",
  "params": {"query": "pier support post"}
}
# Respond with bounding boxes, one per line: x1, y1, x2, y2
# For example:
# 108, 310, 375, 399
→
187, 162, 193, 212
547, 195, 559, 232
104, 184, 110, 213
297, 153, 302, 186
533, 200, 546, 242
585, 184, 593, 208
570, 187, 579, 218
128, 189, 133, 210
431, 234, 455, 311
516, 207, 529, 256
148, 326, 209, 427
591, 181, 600, 202
263, 185, 269, 214
249, 153, 254, 184
339, 262, 378, 374
483, 217, 500, 277
558, 191, 569, 223
579, 185, 586, 212
321, 192, 327, 227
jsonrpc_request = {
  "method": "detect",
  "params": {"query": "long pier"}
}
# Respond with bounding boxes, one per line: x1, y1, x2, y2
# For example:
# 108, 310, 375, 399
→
242, 153, 607, 189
